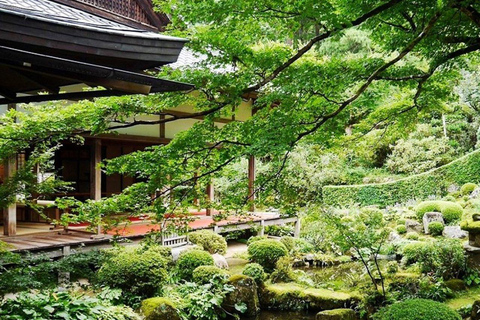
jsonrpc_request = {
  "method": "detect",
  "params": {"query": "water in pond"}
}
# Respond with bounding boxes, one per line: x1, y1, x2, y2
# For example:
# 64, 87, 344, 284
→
241, 311, 315, 320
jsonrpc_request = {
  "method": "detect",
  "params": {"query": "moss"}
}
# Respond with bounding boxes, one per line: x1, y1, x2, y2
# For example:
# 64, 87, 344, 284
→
444, 279, 467, 292
316, 308, 357, 320
416, 201, 463, 223
141, 297, 180, 320
259, 283, 358, 311
461, 220, 480, 232
374, 299, 461, 320
446, 286, 480, 310
461, 183, 478, 195
223, 275, 260, 317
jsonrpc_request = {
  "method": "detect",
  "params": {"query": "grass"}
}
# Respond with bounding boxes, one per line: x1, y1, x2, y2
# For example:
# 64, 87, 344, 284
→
446, 286, 480, 310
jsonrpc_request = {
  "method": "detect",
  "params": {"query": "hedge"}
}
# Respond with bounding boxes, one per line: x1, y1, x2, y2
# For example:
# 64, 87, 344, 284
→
322, 149, 480, 207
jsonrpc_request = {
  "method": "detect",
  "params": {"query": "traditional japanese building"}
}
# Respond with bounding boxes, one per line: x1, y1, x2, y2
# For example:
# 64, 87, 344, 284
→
0, 0, 255, 236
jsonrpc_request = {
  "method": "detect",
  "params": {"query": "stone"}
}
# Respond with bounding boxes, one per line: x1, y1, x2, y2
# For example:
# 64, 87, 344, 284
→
472, 300, 480, 320
388, 231, 402, 243
471, 188, 480, 199
212, 253, 229, 269
405, 219, 423, 233
474, 213, 480, 221
442, 226, 468, 239
316, 308, 357, 320
422, 212, 444, 234
448, 184, 460, 193
223, 275, 260, 317
444, 279, 466, 292
141, 297, 180, 320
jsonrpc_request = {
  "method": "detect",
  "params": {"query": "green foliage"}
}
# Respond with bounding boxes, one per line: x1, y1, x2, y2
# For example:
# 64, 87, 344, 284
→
323, 150, 480, 207
242, 263, 265, 284
270, 256, 297, 283
396, 225, 407, 234
401, 240, 466, 280
0, 289, 139, 320
373, 299, 461, 320
264, 225, 294, 237
97, 246, 169, 300
387, 275, 453, 302
141, 297, 179, 320
247, 239, 288, 271
280, 236, 315, 253
415, 201, 463, 223
461, 183, 477, 195
188, 230, 227, 255
246, 235, 268, 246
192, 266, 229, 285
428, 222, 444, 236
386, 261, 398, 274
176, 249, 215, 281
405, 232, 420, 240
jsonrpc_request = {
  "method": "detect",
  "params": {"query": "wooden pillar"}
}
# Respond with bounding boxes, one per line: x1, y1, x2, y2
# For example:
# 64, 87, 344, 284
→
3, 155, 17, 236
4, 103, 17, 236
248, 155, 256, 212
206, 182, 214, 216
90, 139, 102, 201
294, 218, 301, 238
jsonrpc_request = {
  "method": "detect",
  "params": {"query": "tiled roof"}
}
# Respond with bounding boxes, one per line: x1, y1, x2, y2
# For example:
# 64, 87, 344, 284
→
0, 0, 184, 40
169, 47, 234, 73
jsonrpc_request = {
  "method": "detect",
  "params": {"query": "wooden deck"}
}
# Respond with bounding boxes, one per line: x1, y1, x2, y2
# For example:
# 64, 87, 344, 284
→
1, 212, 299, 256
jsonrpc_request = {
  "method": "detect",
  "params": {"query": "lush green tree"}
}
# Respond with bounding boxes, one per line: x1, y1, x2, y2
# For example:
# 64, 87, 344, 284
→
1, 0, 480, 226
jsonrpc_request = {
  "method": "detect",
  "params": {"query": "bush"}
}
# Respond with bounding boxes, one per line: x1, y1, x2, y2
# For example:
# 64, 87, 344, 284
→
415, 201, 463, 223
247, 235, 268, 246
97, 247, 169, 299
373, 299, 461, 320
188, 230, 227, 255
401, 240, 466, 280
461, 183, 477, 195
428, 222, 444, 236
396, 225, 407, 234
405, 232, 419, 240
242, 263, 265, 284
323, 149, 480, 207
386, 261, 399, 274
280, 236, 315, 253
176, 249, 215, 281
192, 266, 228, 284
247, 239, 288, 271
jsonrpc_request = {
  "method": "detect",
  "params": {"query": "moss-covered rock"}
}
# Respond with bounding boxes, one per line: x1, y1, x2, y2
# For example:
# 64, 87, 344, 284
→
316, 308, 357, 320
259, 283, 358, 311
471, 300, 480, 320
444, 279, 467, 292
223, 275, 260, 317
461, 220, 480, 233
141, 297, 180, 320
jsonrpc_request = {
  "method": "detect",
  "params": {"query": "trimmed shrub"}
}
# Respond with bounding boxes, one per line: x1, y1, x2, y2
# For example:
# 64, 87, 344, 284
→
176, 249, 214, 281
242, 263, 266, 284
247, 235, 268, 246
405, 232, 419, 240
248, 239, 288, 271
396, 225, 407, 234
97, 247, 169, 299
192, 265, 228, 284
373, 299, 461, 320
415, 201, 463, 223
322, 149, 480, 207
461, 183, 477, 195
188, 230, 227, 255
428, 222, 444, 236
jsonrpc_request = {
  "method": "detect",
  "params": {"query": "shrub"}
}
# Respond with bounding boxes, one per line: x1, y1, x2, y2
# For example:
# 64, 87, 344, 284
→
386, 261, 399, 274
97, 247, 169, 299
322, 149, 480, 207
242, 263, 265, 284
176, 249, 214, 281
396, 225, 407, 234
428, 222, 444, 236
57, 249, 108, 281
415, 201, 463, 223
461, 183, 477, 195
397, 219, 406, 225
270, 256, 297, 283
405, 232, 419, 240
247, 239, 288, 271
280, 236, 315, 253
280, 236, 295, 251
246, 235, 268, 246
188, 230, 227, 255
373, 299, 461, 320
192, 266, 228, 284
401, 240, 466, 280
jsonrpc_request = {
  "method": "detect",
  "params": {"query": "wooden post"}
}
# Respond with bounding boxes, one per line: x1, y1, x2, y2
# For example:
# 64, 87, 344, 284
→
90, 139, 101, 234
206, 182, 214, 216
3, 155, 17, 236
294, 218, 301, 238
4, 103, 17, 236
248, 155, 256, 212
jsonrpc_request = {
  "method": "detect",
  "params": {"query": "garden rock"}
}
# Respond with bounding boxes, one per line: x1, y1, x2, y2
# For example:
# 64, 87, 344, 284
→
444, 279, 466, 291
448, 184, 460, 193
472, 300, 480, 320
212, 253, 229, 269
388, 232, 402, 243
405, 219, 423, 233
223, 275, 260, 317
471, 188, 480, 199
422, 212, 444, 234
316, 308, 357, 320
443, 226, 468, 239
